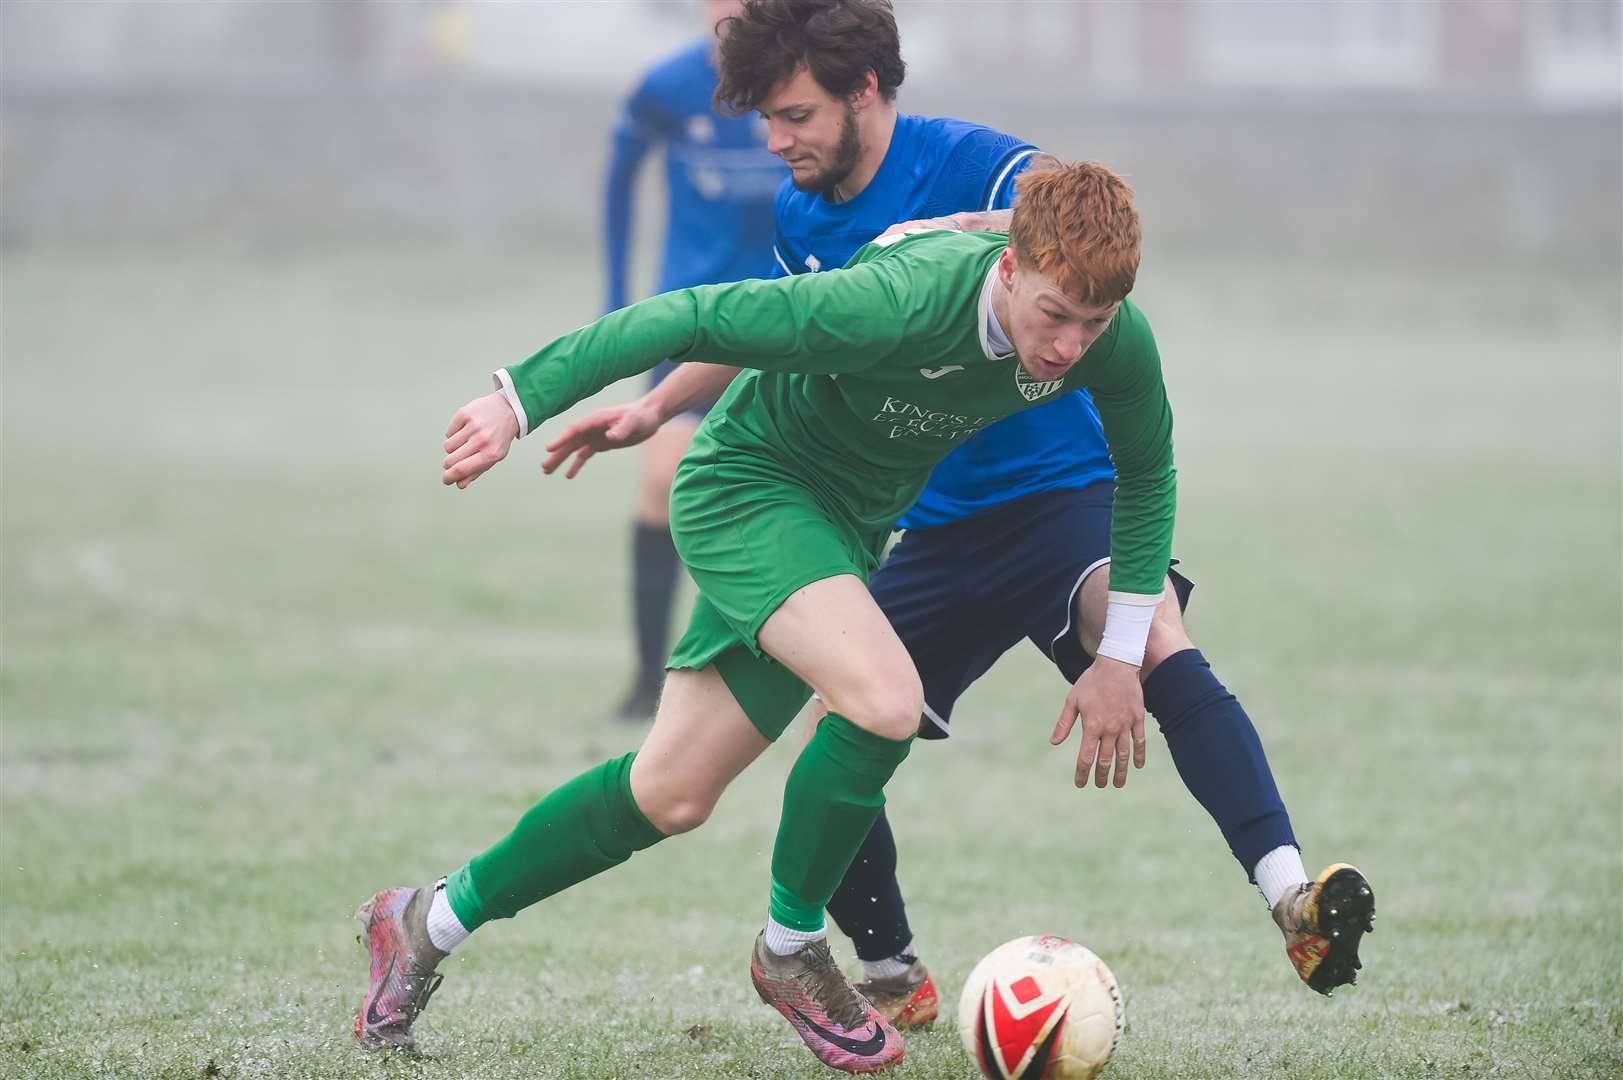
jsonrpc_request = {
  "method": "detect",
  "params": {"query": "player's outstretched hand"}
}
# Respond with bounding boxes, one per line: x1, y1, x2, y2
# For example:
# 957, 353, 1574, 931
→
443, 391, 519, 489
541, 399, 661, 479
1050, 657, 1147, 790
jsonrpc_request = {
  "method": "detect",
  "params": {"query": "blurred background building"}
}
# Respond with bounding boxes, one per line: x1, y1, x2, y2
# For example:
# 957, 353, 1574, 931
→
2, 0, 1620, 261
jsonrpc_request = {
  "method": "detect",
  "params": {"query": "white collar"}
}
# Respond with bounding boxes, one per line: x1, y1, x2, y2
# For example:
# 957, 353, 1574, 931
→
977, 262, 1015, 361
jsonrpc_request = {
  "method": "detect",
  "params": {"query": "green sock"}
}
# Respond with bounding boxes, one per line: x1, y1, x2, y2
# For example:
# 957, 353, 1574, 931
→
769, 713, 914, 932
444, 752, 666, 931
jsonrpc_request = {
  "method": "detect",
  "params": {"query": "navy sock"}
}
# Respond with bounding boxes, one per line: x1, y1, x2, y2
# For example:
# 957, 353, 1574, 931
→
630, 521, 679, 691
826, 809, 913, 962
1142, 649, 1297, 880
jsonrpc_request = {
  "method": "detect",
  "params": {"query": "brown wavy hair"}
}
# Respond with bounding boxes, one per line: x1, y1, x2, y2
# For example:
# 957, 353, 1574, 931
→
1009, 161, 1141, 306
714, 0, 906, 115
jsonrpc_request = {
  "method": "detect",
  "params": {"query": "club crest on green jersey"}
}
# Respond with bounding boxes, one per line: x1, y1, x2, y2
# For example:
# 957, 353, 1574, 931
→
1015, 366, 1065, 402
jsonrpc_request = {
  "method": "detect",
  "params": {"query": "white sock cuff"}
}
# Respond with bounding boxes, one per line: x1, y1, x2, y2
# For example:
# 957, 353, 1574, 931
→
764, 917, 827, 956
861, 938, 916, 980
1254, 845, 1309, 909
426, 879, 471, 953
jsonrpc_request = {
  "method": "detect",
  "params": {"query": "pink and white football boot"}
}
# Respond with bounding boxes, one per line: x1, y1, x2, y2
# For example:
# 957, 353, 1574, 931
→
750, 931, 905, 1073
353, 886, 446, 1053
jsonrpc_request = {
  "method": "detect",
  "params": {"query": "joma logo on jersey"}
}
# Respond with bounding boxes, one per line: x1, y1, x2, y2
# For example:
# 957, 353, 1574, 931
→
1015, 367, 1065, 402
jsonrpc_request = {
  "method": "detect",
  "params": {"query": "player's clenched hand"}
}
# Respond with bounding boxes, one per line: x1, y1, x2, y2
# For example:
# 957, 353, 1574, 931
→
540, 399, 661, 479
1050, 657, 1147, 790
442, 392, 519, 488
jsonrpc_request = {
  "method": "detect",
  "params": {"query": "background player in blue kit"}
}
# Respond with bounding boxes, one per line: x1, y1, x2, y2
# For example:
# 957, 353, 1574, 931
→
549, 0, 1373, 1020
600, 0, 786, 722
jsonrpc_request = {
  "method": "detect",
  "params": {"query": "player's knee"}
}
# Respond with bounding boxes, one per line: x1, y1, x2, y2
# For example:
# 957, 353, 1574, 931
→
629, 755, 721, 836
1143, 609, 1195, 673
833, 678, 925, 742
1078, 567, 1191, 668
1140, 578, 1192, 669
639, 793, 715, 836
1142, 607, 1194, 649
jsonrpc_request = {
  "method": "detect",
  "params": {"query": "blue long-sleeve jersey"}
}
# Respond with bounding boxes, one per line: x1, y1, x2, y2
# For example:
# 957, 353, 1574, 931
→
604, 40, 784, 312
770, 113, 1117, 530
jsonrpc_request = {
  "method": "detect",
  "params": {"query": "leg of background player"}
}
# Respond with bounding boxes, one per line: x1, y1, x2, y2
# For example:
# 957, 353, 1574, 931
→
1075, 566, 1374, 994
615, 418, 700, 722
826, 809, 911, 963
827, 808, 938, 1026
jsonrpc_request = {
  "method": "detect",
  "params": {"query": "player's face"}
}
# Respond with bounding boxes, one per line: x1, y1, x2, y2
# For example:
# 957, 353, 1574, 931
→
756, 67, 863, 195
997, 248, 1120, 383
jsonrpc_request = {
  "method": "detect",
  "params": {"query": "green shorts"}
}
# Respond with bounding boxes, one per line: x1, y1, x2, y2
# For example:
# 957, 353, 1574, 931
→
665, 442, 889, 742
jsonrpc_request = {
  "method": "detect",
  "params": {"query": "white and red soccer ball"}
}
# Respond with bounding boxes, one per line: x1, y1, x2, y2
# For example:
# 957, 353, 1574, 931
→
957, 935, 1124, 1080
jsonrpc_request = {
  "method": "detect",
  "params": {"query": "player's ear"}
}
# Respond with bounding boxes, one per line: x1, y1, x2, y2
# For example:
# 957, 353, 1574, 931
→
850, 69, 880, 111
997, 247, 1019, 289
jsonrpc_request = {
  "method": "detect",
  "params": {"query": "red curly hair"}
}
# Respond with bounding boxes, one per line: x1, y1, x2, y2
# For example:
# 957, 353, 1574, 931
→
1008, 161, 1140, 306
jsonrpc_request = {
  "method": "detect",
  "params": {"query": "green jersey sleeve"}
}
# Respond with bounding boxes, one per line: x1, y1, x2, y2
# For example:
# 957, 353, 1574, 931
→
1090, 302, 1177, 600
500, 259, 921, 434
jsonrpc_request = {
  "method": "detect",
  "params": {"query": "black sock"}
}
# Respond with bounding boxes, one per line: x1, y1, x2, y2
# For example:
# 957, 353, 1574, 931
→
826, 809, 913, 962
630, 521, 679, 692
1142, 649, 1297, 880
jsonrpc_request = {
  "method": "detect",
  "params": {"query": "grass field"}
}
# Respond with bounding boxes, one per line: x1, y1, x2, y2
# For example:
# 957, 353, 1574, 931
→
2, 247, 1619, 1079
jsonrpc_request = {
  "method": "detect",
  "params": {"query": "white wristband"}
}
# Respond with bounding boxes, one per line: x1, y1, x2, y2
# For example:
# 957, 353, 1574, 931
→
490, 369, 529, 439
1096, 598, 1156, 667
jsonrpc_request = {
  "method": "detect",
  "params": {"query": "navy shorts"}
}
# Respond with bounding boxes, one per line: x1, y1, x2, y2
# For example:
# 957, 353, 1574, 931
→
870, 482, 1193, 739
648, 359, 719, 421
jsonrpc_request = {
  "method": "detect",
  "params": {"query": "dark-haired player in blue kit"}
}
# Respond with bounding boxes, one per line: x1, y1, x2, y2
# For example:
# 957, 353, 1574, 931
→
601, 0, 787, 722
550, 0, 1373, 1021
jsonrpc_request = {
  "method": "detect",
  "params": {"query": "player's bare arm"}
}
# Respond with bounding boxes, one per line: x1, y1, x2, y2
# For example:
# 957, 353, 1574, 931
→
541, 362, 743, 479
875, 209, 1013, 242
442, 391, 520, 489
647, 360, 743, 417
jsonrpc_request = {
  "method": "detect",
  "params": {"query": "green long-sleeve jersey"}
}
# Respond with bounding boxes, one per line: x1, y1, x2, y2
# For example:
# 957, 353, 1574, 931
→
500, 230, 1175, 599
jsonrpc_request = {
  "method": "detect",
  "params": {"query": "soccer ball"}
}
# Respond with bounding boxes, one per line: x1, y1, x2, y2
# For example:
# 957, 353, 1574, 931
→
957, 935, 1124, 1080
